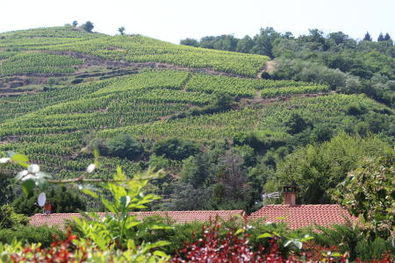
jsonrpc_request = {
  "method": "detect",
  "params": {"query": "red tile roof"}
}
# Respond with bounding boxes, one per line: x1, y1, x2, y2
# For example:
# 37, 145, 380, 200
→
29, 210, 244, 228
248, 204, 355, 229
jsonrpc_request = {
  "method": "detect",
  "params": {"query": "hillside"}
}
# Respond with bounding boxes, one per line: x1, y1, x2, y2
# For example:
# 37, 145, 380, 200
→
0, 26, 394, 212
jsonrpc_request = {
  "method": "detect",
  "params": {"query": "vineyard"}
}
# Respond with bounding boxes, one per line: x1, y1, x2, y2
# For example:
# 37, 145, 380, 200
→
0, 26, 393, 180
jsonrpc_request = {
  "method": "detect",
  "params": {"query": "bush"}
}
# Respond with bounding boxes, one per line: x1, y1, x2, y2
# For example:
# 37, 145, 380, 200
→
0, 225, 65, 248
107, 133, 144, 160
80, 21, 94, 32
154, 138, 199, 161
346, 103, 367, 116
13, 186, 86, 216
0, 205, 28, 229
284, 113, 310, 135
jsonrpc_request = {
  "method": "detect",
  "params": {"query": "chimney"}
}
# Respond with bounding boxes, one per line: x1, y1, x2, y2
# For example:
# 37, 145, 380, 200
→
283, 184, 298, 206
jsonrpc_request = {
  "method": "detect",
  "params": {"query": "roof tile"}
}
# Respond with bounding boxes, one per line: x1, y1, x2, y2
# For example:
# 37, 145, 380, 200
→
248, 204, 355, 229
29, 210, 244, 228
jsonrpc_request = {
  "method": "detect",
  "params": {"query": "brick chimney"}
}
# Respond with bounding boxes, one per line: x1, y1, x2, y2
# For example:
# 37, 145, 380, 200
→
283, 184, 298, 206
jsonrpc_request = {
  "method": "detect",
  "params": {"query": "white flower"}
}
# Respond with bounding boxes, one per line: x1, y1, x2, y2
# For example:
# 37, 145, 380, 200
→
28, 164, 40, 174
21, 174, 36, 181
0, 158, 10, 164
86, 164, 96, 173
16, 170, 29, 180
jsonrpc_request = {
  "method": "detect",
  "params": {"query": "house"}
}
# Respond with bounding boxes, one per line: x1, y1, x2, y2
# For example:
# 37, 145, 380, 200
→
248, 185, 356, 229
29, 210, 245, 228
29, 185, 355, 230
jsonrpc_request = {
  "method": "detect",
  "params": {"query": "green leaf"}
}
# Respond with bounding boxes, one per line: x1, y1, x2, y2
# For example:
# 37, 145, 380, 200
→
149, 225, 174, 230
11, 153, 29, 163
22, 179, 35, 195
82, 189, 98, 198
101, 198, 116, 213
235, 228, 245, 235
126, 220, 141, 229
145, 241, 170, 250
258, 232, 273, 239
153, 251, 168, 257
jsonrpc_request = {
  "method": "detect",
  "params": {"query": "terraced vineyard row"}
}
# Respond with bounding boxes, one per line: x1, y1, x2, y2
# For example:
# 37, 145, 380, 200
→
0, 27, 269, 77
0, 52, 83, 76
101, 94, 384, 142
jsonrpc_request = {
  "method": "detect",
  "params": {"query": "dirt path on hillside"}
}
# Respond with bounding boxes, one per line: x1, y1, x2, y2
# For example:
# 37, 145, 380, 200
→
46, 51, 252, 79
243, 91, 334, 106
256, 60, 276, 79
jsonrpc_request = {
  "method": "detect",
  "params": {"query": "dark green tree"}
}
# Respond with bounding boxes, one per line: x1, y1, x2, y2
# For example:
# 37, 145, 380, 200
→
72, 20, 78, 27
363, 32, 372, 41
180, 38, 199, 47
107, 133, 144, 160
251, 27, 281, 58
383, 33, 392, 41
118, 27, 125, 35
333, 153, 395, 239
269, 134, 392, 204
236, 36, 254, 53
284, 113, 309, 134
154, 138, 199, 161
81, 21, 94, 33
377, 33, 385, 42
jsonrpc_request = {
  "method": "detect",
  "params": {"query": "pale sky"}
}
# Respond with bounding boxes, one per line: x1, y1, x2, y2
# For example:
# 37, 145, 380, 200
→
1, 0, 394, 43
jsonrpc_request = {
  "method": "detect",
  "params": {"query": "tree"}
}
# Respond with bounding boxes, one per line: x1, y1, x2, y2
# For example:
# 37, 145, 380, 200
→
107, 133, 144, 160
363, 32, 372, 41
118, 26, 125, 35
213, 150, 252, 209
284, 113, 309, 135
328, 31, 349, 45
269, 134, 392, 204
81, 21, 94, 33
333, 153, 395, 240
251, 27, 281, 58
72, 20, 78, 27
377, 33, 385, 42
180, 38, 199, 47
236, 36, 254, 53
383, 33, 392, 41
154, 138, 199, 161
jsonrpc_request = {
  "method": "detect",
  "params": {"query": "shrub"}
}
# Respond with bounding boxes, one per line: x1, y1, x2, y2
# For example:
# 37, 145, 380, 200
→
0, 225, 65, 248
284, 113, 310, 135
107, 133, 144, 160
154, 138, 199, 161
0, 205, 28, 229
13, 185, 86, 216
80, 21, 94, 32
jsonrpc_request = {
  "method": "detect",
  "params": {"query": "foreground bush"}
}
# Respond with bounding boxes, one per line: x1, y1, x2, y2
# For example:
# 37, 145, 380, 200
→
0, 225, 64, 248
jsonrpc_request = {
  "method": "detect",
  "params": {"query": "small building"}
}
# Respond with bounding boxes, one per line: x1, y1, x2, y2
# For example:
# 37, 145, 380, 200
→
29, 210, 245, 228
249, 185, 356, 229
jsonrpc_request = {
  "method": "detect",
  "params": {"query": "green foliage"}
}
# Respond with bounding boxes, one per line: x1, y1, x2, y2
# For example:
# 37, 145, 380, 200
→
0, 204, 29, 229
0, 52, 83, 76
107, 133, 144, 161
154, 138, 199, 161
284, 113, 310, 135
81, 21, 94, 33
333, 153, 395, 239
74, 167, 165, 250
13, 185, 86, 216
270, 134, 393, 204
0, 225, 65, 247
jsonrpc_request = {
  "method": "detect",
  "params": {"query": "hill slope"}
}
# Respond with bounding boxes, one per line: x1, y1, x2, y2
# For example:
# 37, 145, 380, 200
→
0, 26, 393, 186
